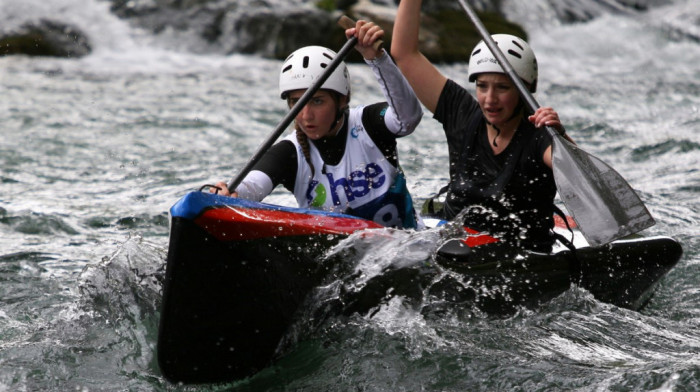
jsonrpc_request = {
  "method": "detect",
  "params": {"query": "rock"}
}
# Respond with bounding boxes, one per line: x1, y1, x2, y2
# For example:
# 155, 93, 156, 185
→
109, 0, 231, 42
102, 0, 526, 62
225, 8, 338, 59
0, 19, 91, 58
344, 0, 527, 63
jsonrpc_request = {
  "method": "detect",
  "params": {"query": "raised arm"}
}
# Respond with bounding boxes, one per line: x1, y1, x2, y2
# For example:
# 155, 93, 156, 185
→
391, 0, 447, 113
346, 20, 423, 136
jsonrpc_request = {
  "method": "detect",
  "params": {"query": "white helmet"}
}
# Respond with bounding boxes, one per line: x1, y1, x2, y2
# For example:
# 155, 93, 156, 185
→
279, 45, 351, 99
467, 34, 538, 92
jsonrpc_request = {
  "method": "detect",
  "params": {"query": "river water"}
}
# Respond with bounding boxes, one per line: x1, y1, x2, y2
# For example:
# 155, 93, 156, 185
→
1, 0, 699, 391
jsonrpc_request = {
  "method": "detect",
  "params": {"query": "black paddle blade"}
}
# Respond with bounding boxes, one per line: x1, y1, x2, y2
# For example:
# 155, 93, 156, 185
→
551, 136, 655, 246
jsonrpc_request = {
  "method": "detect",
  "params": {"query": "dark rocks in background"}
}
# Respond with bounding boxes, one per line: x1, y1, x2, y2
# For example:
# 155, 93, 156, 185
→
109, 0, 232, 42
108, 0, 347, 58
537, 0, 673, 24
420, 0, 499, 13
102, 0, 514, 62
230, 9, 338, 59
99, 0, 673, 62
345, 0, 526, 63
417, 9, 527, 63
0, 19, 91, 58
0, 0, 674, 60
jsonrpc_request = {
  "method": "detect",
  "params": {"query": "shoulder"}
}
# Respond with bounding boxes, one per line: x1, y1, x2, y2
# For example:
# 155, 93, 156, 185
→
521, 121, 553, 145
435, 79, 479, 124
272, 138, 298, 154
347, 103, 393, 140
517, 121, 553, 163
252, 139, 298, 189
435, 80, 482, 142
438, 80, 473, 107
259, 139, 298, 165
252, 139, 297, 172
360, 102, 390, 125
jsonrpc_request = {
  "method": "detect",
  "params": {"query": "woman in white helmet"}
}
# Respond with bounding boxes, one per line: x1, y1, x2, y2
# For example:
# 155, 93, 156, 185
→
212, 20, 423, 229
391, 0, 575, 250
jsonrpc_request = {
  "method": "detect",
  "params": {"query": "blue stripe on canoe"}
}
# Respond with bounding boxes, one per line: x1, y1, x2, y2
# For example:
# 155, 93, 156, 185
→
170, 191, 373, 221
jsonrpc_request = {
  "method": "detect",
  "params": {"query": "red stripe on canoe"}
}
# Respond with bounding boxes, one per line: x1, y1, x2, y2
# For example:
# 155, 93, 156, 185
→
554, 214, 578, 229
194, 205, 384, 241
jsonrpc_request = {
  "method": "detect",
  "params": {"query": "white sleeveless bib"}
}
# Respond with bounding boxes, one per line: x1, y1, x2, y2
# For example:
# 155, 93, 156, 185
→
286, 106, 409, 228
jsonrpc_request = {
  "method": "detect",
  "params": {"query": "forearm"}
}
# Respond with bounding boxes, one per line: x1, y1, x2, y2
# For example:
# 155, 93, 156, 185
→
234, 170, 274, 201
391, 0, 423, 62
366, 50, 422, 136
391, 0, 446, 113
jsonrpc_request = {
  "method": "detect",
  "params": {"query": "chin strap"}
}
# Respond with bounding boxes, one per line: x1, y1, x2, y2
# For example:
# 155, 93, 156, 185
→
319, 107, 348, 176
491, 124, 502, 147
487, 99, 527, 147
331, 107, 348, 132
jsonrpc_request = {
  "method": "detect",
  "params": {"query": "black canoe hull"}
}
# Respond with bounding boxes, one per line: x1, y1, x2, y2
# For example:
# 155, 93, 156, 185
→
157, 192, 682, 384
158, 217, 335, 384
430, 237, 682, 313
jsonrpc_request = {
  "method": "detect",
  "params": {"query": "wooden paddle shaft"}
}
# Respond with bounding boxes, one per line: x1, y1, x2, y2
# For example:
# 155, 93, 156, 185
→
337, 15, 384, 51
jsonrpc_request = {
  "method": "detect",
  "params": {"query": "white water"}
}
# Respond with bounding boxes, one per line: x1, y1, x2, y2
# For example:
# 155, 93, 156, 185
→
1, 0, 699, 390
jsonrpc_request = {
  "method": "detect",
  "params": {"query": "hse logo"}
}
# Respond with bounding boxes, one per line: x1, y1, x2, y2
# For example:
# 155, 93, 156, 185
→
306, 163, 386, 206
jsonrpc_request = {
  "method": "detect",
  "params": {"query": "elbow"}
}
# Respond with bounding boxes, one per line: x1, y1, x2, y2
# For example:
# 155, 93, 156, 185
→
389, 48, 418, 76
390, 41, 408, 65
411, 110, 424, 131
390, 47, 407, 68
400, 110, 424, 136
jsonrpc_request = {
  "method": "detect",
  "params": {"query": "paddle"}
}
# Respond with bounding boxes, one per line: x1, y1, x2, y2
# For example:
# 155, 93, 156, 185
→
457, 0, 655, 246
226, 16, 381, 193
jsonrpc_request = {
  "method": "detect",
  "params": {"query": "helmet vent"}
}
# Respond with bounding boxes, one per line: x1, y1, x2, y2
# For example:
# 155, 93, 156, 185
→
302, 56, 310, 68
507, 49, 522, 59
282, 64, 292, 73
320, 63, 328, 68
511, 40, 524, 50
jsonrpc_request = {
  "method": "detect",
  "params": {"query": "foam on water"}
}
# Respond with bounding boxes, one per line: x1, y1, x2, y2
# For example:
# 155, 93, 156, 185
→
1, 0, 699, 390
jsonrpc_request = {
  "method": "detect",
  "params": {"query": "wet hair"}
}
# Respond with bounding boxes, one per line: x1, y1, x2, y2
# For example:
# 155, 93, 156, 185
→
295, 125, 315, 177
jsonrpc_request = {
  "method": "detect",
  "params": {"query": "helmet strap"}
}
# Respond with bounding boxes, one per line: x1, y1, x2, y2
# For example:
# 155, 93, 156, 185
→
486, 98, 526, 147
328, 91, 348, 136
329, 108, 346, 136
491, 123, 502, 147
509, 98, 526, 122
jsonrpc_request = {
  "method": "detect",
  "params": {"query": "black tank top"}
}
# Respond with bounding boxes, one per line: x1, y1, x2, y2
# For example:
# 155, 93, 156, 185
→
435, 80, 556, 249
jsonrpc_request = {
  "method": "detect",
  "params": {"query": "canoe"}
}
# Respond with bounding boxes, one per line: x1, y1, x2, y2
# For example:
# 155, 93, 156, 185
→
157, 191, 682, 384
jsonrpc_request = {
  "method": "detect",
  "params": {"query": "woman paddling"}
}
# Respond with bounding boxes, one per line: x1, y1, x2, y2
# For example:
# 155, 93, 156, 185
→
211, 20, 423, 229
391, 0, 575, 250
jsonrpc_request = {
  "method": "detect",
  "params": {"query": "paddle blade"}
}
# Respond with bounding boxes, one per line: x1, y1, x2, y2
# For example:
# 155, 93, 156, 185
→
551, 136, 655, 246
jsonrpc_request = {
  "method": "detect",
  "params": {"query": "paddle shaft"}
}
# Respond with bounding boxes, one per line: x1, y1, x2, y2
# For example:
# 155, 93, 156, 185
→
337, 15, 384, 51
227, 35, 358, 192
457, 0, 562, 138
